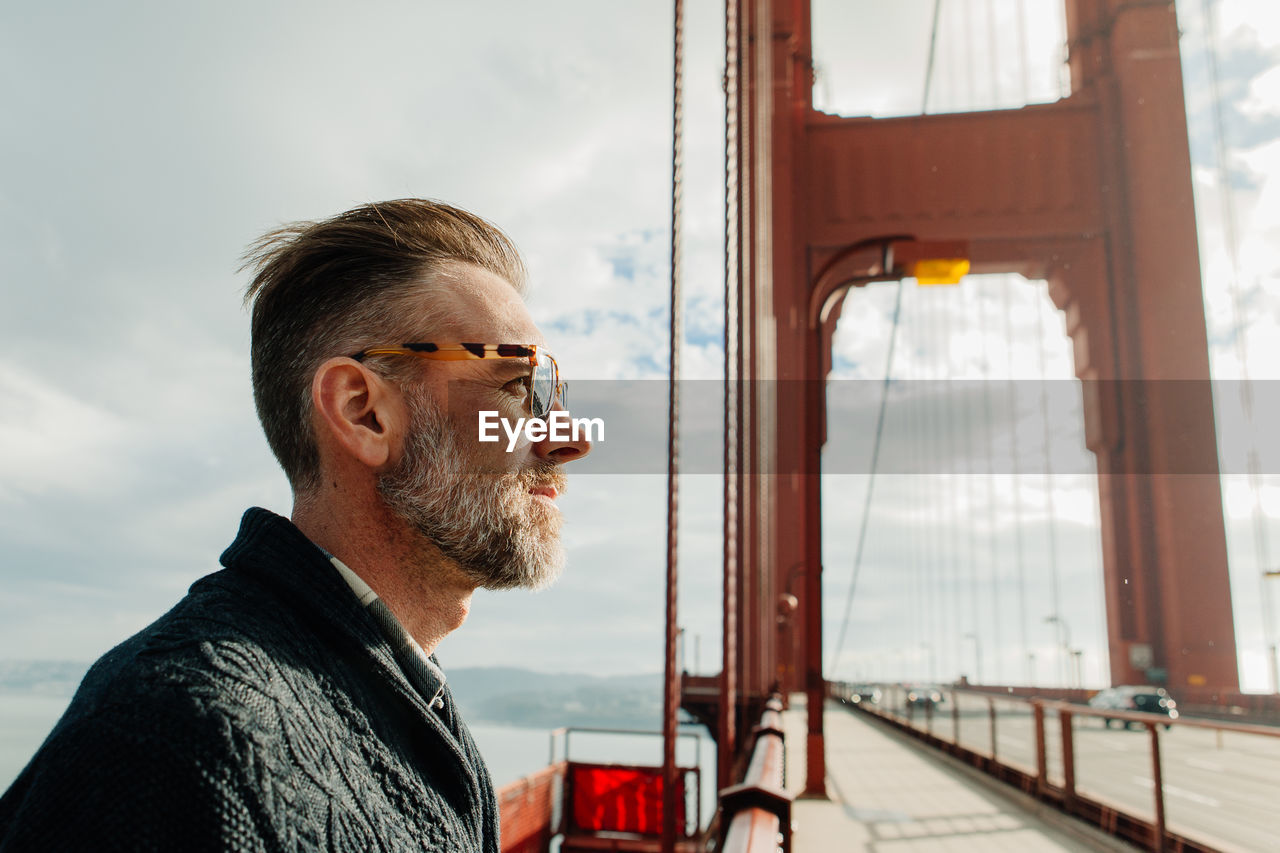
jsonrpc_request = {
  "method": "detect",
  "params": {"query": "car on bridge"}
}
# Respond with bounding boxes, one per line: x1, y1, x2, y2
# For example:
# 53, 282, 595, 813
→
841, 684, 882, 706
905, 685, 945, 710
1088, 685, 1179, 729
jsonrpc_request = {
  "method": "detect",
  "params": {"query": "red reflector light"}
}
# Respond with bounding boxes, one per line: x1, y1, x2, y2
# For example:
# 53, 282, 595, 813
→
569, 764, 686, 837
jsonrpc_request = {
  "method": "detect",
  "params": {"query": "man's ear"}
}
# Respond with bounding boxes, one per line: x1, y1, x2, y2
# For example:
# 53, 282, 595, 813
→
311, 358, 399, 471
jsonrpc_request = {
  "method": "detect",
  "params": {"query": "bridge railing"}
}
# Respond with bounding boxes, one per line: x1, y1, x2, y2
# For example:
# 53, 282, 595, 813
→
718, 694, 792, 853
830, 681, 1279, 853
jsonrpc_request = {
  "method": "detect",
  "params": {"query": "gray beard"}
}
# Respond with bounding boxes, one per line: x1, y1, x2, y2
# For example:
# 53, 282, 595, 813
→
376, 392, 566, 591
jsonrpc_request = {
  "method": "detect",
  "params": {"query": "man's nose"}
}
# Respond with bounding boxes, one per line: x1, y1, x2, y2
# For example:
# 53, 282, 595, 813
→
531, 403, 591, 463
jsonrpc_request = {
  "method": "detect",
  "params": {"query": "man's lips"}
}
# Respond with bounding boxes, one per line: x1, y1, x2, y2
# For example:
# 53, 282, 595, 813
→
529, 485, 559, 500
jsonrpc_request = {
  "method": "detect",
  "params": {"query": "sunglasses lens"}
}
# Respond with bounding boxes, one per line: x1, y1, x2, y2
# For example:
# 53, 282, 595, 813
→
532, 353, 557, 417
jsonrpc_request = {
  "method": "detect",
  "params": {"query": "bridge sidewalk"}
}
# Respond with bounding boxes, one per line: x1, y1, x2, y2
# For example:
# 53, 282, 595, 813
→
782, 695, 1132, 852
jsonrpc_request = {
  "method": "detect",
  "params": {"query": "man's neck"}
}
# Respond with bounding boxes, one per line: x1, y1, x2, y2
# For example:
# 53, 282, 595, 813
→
292, 497, 475, 656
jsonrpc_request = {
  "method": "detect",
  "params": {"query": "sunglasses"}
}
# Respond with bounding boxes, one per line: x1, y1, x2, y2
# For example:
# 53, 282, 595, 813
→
350, 342, 567, 418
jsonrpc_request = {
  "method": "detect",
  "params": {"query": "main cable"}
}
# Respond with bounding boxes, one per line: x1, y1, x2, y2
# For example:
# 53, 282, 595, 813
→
1202, 0, 1275, 691
922, 0, 944, 113
828, 280, 906, 677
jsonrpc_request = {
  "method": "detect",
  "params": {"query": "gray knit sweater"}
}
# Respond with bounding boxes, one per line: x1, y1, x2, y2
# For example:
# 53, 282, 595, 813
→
0, 508, 500, 852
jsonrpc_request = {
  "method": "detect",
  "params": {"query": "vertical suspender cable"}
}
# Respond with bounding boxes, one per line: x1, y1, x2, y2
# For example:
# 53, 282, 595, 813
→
1015, 0, 1031, 103
828, 281, 906, 676
943, 288, 966, 679
720, 0, 741, 793
905, 291, 930, 680
1003, 276, 1031, 682
922, 0, 944, 114
1012, 0, 1033, 684
984, 0, 1000, 108
962, 0, 976, 109
661, 0, 684, 848
909, 293, 938, 683
903, 289, 923, 678
917, 0, 946, 681
979, 283, 1003, 683
1035, 286, 1065, 685
924, 288, 952, 680
1202, 0, 1275, 691
961, 292, 983, 682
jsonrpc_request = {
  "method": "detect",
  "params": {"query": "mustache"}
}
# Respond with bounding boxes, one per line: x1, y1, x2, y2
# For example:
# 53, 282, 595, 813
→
516, 462, 567, 496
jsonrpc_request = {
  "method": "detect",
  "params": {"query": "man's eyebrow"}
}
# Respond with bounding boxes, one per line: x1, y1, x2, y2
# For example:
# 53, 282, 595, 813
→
489, 360, 534, 379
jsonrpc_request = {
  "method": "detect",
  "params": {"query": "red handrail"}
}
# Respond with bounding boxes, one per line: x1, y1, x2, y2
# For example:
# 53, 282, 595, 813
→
719, 695, 791, 853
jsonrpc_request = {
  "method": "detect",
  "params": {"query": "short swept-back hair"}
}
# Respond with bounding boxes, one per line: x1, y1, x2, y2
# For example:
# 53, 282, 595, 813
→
242, 198, 528, 492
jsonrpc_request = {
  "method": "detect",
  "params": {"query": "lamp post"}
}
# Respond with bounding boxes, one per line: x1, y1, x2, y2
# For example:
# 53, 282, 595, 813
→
1265, 570, 1280, 693
1045, 615, 1072, 687
921, 642, 937, 683
804, 235, 970, 797
963, 632, 983, 684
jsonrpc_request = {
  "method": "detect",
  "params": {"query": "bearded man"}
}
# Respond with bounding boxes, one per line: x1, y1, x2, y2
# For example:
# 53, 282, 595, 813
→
0, 199, 590, 851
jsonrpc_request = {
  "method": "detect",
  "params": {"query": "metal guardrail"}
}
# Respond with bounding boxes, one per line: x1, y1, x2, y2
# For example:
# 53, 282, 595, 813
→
831, 682, 1280, 853
497, 726, 707, 853
719, 695, 792, 853
496, 762, 565, 853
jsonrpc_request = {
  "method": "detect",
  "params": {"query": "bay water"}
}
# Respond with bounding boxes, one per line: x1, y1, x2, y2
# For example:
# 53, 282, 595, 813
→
2, 692, 715, 828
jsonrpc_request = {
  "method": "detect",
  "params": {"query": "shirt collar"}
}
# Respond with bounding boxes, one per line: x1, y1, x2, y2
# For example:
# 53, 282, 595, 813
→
327, 551, 447, 711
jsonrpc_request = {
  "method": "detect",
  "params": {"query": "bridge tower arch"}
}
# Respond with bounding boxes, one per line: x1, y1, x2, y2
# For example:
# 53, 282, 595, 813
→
727, 0, 1240, 796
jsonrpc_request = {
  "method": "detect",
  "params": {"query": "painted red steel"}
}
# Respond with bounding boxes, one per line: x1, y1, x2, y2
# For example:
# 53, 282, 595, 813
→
720, 810, 779, 853
719, 697, 791, 853
568, 764, 687, 838
724, 0, 1238, 803
496, 762, 563, 853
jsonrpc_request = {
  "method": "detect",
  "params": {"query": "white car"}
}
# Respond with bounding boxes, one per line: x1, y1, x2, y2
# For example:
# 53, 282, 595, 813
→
1089, 685, 1178, 729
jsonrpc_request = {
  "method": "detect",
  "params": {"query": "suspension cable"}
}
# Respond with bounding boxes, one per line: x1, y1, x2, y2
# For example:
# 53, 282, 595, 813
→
979, 281, 1002, 683
943, 286, 966, 681
1202, 0, 1275, 691
959, 294, 982, 682
903, 286, 927, 680
985, 0, 1000, 108
829, 281, 906, 677
922, 0, 944, 113
720, 0, 741, 792
1016, 0, 1031, 103
661, 0, 684, 847
1034, 284, 1065, 685
905, 289, 935, 682
1002, 276, 1031, 682
962, 0, 976, 110
924, 286, 954, 680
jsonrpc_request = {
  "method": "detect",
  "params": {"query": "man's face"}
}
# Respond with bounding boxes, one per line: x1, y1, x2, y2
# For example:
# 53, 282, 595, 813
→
375, 264, 587, 590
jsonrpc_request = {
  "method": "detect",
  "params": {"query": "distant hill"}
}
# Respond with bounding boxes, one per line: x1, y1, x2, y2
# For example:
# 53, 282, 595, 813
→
0, 660, 666, 729
445, 667, 664, 729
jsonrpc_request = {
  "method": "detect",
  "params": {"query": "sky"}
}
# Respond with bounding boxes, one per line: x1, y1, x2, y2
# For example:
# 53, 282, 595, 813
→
1, 0, 1278, 691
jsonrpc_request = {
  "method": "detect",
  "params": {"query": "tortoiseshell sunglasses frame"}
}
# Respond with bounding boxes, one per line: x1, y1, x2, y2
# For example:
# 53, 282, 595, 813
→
349, 343, 566, 417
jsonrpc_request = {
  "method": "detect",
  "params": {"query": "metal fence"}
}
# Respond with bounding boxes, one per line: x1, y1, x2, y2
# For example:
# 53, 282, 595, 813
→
831, 682, 1279, 853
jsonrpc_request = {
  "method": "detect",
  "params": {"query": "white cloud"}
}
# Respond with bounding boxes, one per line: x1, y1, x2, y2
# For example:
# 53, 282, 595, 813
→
0, 363, 133, 500
0, 0, 1277, 696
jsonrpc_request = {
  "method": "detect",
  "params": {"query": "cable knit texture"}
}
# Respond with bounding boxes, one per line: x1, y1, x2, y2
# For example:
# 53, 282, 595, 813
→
0, 508, 499, 852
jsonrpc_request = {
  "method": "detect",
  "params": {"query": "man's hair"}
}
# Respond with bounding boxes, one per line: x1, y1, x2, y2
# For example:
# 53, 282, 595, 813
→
242, 198, 527, 493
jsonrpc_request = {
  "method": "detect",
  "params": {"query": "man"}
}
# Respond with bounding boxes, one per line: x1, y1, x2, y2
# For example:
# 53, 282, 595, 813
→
0, 199, 590, 851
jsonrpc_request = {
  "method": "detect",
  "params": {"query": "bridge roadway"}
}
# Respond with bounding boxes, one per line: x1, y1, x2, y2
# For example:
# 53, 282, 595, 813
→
782, 696, 1134, 852
935, 700, 1278, 852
